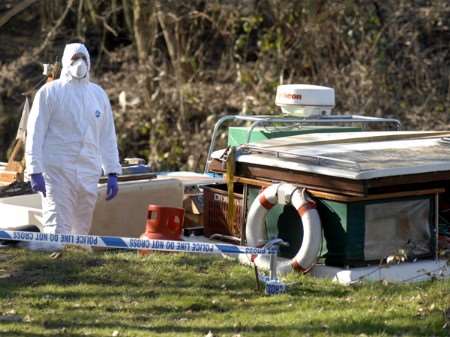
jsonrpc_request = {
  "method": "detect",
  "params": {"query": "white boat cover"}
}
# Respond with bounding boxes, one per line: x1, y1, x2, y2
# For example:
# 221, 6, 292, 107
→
212, 131, 450, 180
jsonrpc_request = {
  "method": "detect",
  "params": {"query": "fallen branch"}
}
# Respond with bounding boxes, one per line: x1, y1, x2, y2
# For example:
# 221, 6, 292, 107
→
33, 0, 76, 57
96, 14, 118, 36
0, 0, 38, 29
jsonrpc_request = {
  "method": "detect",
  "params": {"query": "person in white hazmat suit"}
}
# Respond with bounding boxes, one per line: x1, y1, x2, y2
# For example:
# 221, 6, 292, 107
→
25, 43, 122, 251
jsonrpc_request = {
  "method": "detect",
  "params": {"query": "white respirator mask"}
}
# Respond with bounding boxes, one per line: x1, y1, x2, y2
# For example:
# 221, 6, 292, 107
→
69, 59, 88, 79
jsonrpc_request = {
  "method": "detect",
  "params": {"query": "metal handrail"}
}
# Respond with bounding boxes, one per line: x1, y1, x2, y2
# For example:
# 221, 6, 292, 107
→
204, 114, 401, 173
245, 115, 401, 143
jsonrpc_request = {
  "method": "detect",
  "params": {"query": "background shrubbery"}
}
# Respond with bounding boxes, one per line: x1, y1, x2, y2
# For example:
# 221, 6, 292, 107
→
0, 0, 449, 170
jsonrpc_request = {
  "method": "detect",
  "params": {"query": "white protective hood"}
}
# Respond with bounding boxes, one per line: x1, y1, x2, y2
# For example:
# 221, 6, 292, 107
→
60, 43, 91, 83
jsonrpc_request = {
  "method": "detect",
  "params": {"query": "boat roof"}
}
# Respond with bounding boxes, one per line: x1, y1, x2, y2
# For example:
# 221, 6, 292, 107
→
212, 131, 450, 180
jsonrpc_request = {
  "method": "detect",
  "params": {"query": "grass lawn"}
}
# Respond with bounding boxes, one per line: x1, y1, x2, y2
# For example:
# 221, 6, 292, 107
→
0, 247, 448, 337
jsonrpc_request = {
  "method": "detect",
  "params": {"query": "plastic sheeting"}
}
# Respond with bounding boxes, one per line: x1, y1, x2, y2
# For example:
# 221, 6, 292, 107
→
364, 199, 432, 260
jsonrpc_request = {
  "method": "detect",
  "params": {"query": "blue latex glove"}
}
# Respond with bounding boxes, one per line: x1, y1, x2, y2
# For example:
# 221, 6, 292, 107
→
30, 173, 46, 197
106, 174, 118, 201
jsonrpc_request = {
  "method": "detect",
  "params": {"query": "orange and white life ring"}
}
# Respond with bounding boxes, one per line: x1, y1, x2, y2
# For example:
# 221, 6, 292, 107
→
245, 183, 322, 274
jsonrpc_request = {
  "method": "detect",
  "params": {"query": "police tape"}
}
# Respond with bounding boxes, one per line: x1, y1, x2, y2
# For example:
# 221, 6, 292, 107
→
0, 230, 277, 256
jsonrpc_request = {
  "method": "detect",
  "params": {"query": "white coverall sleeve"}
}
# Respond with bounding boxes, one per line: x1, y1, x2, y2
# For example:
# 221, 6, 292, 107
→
100, 93, 122, 175
25, 86, 52, 174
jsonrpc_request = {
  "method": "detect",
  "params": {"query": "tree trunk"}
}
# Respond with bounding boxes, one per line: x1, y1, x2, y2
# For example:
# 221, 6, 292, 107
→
133, 0, 155, 64
156, 1, 185, 131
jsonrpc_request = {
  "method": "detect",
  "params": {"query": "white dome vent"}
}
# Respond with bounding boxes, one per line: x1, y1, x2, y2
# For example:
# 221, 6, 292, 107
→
275, 84, 335, 116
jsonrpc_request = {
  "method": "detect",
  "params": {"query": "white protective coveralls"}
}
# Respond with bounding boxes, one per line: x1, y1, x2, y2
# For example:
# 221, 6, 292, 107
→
26, 43, 122, 237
